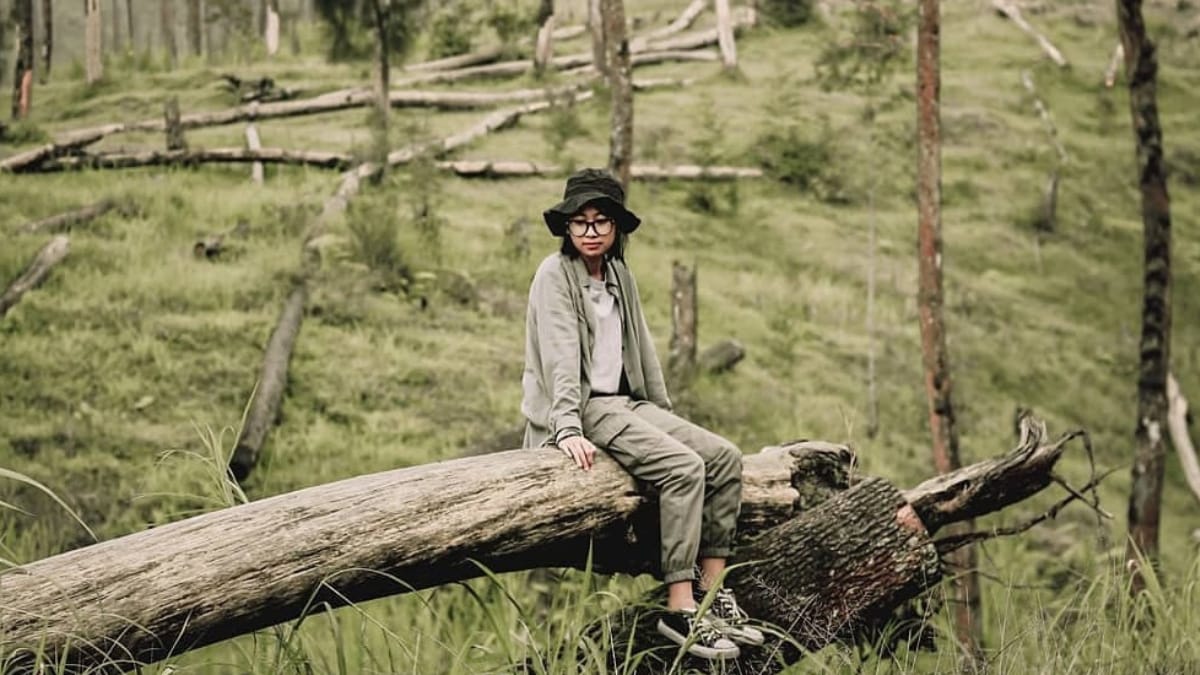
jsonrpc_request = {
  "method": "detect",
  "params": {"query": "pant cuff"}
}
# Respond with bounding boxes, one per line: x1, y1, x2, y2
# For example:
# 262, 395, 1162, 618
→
663, 568, 696, 584
698, 547, 733, 559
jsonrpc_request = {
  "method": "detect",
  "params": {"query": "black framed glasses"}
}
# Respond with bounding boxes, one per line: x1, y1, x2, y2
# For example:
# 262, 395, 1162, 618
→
567, 216, 614, 237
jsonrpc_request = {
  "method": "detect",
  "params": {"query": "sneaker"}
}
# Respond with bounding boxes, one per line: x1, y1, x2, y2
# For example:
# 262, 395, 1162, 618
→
656, 607, 741, 661
696, 585, 765, 647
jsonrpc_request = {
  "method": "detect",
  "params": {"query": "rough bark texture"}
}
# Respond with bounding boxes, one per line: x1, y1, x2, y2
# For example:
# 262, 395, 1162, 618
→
85, 0, 103, 84
991, 0, 1068, 67
1166, 374, 1200, 506
698, 338, 745, 374
12, 0, 34, 119
39, 0, 51, 83
163, 96, 187, 150
160, 0, 177, 68
603, 0, 633, 190
228, 282, 306, 481
668, 260, 698, 387
0, 422, 1087, 673
0, 236, 70, 318
18, 199, 116, 233
916, 0, 983, 661
1118, 0, 1172, 595
714, 0, 738, 70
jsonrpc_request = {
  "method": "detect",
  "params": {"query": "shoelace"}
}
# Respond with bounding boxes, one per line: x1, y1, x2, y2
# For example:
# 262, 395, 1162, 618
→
687, 612, 727, 644
714, 588, 749, 623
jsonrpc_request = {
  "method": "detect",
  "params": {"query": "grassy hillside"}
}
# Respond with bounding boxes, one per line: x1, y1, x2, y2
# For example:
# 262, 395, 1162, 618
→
3, 0, 1200, 672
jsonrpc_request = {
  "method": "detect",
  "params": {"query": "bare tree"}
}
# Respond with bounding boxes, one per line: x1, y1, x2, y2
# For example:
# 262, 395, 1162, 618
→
602, 0, 632, 189
39, 0, 51, 83
1117, 0, 1173, 596
85, 0, 103, 84
161, 0, 178, 68
12, 0, 34, 119
916, 0, 983, 663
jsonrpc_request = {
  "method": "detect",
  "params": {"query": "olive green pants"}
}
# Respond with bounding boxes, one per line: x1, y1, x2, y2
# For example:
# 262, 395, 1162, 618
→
582, 396, 743, 584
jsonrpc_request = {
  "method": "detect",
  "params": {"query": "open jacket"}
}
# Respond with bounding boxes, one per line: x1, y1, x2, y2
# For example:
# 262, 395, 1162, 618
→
521, 252, 672, 448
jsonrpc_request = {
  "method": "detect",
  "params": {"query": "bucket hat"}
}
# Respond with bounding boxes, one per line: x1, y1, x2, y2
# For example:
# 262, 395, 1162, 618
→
543, 168, 641, 236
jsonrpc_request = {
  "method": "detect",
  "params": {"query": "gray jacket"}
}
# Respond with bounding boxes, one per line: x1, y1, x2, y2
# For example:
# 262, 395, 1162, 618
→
521, 252, 672, 448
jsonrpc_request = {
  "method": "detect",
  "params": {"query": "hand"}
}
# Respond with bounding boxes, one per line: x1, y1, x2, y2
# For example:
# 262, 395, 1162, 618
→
558, 435, 597, 471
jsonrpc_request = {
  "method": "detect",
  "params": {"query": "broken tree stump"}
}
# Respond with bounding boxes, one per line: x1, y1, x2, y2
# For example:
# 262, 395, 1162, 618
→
0, 420, 1089, 673
0, 235, 70, 318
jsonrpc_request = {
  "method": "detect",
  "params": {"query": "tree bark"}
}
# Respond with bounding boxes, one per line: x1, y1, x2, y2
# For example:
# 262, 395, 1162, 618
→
991, 0, 1068, 68
1118, 0, 1172, 596
0, 236, 70, 318
186, 0, 202, 56
0, 422, 1085, 674
84, 0, 103, 84
714, 0, 737, 70
228, 282, 306, 480
916, 0, 983, 662
12, 0, 34, 119
603, 0, 633, 190
39, 0, 51, 83
160, 0, 177, 68
163, 96, 187, 150
533, 1, 556, 76
668, 260, 698, 387
18, 199, 117, 233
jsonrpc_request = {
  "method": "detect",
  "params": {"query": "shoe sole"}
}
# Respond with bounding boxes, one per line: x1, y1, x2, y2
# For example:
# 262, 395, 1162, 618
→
656, 620, 741, 661
726, 627, 765, 647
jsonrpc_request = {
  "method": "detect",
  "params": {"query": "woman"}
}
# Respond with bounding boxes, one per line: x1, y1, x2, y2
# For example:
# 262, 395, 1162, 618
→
521, 169, 762, 661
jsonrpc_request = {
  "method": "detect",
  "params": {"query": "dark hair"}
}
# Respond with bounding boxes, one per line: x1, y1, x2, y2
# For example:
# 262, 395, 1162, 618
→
561, 231, 627, 260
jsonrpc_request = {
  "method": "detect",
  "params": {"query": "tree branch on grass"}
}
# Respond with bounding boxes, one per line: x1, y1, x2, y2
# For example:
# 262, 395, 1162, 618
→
990, 0, 1068, 68
0, 236, 70, 318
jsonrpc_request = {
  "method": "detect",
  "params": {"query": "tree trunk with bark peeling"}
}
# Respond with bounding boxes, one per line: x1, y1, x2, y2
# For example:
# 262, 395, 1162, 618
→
0, 420, 1086, 673
1117, 0, 1172, 596
916, 0, 983, 662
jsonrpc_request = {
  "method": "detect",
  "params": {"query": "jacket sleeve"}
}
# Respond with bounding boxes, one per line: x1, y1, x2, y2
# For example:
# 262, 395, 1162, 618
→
629, 270, 673, 412
532, 264, 584, 443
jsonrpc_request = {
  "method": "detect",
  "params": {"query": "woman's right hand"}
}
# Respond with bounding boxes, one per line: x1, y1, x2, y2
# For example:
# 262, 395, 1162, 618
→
558, 435, 597, 471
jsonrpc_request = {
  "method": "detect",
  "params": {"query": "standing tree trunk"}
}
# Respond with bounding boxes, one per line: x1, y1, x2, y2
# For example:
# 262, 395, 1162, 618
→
39, 0, 51, 83
916, 0, 983, 664
125, 0, 135, 54
533, 0, 555, 76
186, 0, 202, 56
12, 0, 35, 119
714, 0, 737, 71
161, 0, 177, 69
602, 0, 632, 190
109, 0, 122, 52
164, 96, 187, 150
84, 0, 103, 84
1117, 0, 1173, 596
668, 260, 698, 388
368, 0, 390, 174
588, 0, 608, 79
265, 0, 280, 55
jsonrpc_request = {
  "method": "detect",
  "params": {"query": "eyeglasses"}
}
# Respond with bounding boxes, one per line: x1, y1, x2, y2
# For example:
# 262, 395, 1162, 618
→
567, 216, 614, 237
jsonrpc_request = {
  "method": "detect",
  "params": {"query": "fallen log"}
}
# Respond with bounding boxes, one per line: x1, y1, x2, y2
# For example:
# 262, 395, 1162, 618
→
642, 7, 755, 53
698, 337, 745, 374
17, 199, 116, 234
405, 46, 506, 73
1167, 373, 1200, 506
630, 0, 706, 51
435, 160, 762, 180
0, 235, 70, 318
39, 147, 356, 172
991, 0, 1069, 67
0, 420, 1089, 673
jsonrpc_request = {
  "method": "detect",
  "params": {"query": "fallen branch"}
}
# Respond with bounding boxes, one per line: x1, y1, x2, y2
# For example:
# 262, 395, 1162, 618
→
17, 199, 116, 234
1105, 42, 1124, 88
395, 47, 717, 87
39, 147, 356, 172
0, 236, 70, 318
435, 160, 762, 180
630, 0, 707, 51
0, 419, 1089, 673
245, 123, 265, 185
1167, 373, 1200, 506
991, 0, 1069, 67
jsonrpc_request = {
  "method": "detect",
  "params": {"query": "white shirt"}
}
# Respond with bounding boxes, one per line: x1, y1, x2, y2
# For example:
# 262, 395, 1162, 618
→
586, 276, 623, 394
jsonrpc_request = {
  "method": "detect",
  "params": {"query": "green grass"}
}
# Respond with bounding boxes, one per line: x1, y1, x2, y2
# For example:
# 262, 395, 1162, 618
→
5, 0, 1200, 672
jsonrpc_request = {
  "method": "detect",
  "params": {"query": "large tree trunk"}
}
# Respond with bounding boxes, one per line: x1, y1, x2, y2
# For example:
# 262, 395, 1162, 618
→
0, 422, 1085, 673
160, 0, 177, 68
668, 260, 698, 387
603, 0, 632, 190
84, 0, 103, 84
39, 0, 51, 83
533, 0, 556, 76
368, 0, 390, 171
186, 0, 202, 56
588, 0, 609, 78
0, 236, 70, 318
12, 0, 34, 119
1117, 0, 1172, 596
916, 0, 983, 662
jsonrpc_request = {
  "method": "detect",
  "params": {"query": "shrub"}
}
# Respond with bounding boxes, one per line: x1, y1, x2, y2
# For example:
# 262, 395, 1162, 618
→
760, 0, 817, 27
428, 7, 475, 58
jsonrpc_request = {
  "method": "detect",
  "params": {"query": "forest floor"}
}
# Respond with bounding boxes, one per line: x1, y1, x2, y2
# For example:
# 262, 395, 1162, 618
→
4, 0, 1200, 672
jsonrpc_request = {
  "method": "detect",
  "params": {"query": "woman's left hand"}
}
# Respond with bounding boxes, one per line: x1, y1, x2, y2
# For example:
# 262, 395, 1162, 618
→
558, 435, 597, 471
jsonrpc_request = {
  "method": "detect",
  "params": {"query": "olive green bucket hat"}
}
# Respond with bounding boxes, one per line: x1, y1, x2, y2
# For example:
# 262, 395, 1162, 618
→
543, 168, 641, 236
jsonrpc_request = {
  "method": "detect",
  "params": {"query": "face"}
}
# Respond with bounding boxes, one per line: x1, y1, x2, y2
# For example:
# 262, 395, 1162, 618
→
567, 206, 617, 261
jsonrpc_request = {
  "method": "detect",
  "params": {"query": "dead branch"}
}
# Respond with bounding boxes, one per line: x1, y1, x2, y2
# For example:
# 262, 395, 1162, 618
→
631, 0, 706, 51
17, 199, 116, 234
1167, 373, 1200, 506
991, 0, 1069, 67
1105, 42, 1124, 88
0, 236, 70, 318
